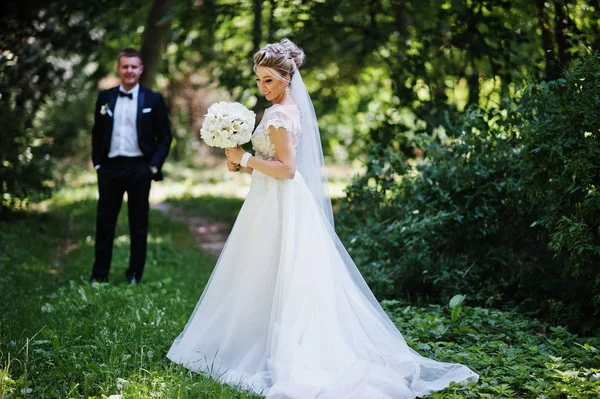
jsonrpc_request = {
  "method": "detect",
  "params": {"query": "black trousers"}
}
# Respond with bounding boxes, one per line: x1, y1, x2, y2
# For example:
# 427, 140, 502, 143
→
91, 156, 152, 282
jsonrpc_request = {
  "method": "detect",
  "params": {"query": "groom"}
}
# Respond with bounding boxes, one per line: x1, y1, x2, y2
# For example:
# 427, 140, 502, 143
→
90, 48, 172, 284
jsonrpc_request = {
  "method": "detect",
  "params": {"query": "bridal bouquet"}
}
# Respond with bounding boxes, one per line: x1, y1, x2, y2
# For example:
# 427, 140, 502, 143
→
200, 102, 256, 148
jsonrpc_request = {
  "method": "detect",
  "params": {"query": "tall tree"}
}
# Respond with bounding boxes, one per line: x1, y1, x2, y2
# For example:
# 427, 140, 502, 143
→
590, 0, 600, 51
267, 0, 277, 42
140, 0, 174, 88
553, 0, 571, 73
536, 0, 560, 80
253, 0, 263, 52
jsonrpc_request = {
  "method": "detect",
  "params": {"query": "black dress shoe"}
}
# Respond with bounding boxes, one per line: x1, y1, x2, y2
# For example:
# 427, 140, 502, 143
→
125, 270, 139, 285
89, 275, 108, 284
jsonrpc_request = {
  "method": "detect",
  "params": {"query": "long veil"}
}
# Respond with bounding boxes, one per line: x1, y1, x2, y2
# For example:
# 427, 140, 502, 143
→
289, 69, 479, 392
290, 71, 334, 227
289, 68, 415, 318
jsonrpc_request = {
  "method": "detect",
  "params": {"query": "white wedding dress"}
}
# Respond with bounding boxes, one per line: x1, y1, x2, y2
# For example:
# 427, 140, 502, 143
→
167, 103, 478, 398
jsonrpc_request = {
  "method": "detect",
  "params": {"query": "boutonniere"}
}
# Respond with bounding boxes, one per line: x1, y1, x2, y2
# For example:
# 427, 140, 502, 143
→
100, 103, 113, 117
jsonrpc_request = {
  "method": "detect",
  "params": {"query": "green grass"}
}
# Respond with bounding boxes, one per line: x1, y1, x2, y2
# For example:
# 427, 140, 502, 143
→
163, 195, 244, 226
1, 179, 600, 398
0, 188, 258, 398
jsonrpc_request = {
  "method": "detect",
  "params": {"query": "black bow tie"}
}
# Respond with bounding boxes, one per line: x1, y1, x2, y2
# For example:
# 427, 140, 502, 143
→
119, 91, 133, 99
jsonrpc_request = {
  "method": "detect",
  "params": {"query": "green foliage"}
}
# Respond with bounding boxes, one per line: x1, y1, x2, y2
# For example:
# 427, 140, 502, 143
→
0, 106, 53, 212
520, 54, 600, 304
162, 0, 599, 161
4, 0, 600, 208
382, 298, 600, 398
0, 79, 98, 213
2, 183, 600, 397
337, 108, 544, 306
337, 54, 600, 334
34, 85, 99, 178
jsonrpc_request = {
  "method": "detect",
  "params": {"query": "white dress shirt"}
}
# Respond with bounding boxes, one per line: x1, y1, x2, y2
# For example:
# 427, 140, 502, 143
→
108, 84, 143, 158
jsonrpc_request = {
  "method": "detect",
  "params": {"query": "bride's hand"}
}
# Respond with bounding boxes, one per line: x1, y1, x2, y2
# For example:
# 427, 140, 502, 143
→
225, 146, 245, 164
227, 160, 239, 172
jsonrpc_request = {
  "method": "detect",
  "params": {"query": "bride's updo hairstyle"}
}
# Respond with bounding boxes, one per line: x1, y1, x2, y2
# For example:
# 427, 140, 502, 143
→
253, 38, 305, 83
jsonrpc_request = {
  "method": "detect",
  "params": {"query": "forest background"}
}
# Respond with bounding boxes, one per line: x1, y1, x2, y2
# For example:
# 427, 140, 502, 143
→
2, 1, 600, 396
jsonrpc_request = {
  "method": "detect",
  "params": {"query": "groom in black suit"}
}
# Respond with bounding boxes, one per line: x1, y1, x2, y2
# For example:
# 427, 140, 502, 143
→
90, 48, 172, 284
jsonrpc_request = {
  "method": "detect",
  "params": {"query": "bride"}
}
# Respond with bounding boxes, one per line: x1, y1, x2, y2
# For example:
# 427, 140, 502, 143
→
167, 38, 478, 398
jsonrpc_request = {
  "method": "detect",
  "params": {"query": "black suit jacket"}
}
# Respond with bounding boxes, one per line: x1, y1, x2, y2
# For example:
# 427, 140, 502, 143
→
91, 85, 172, 181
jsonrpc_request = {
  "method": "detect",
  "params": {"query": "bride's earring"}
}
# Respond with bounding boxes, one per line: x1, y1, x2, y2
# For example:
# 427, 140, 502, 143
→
285, 86, 290, 96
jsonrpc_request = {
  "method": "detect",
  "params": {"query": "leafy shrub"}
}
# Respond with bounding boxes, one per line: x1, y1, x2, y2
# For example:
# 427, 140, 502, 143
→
337, 109, 547, 306
337, 54, 600, 334
0, 75, 97, 216
519, 54, 600, 315
383, 299, 600, 399
0, 106, 53, 213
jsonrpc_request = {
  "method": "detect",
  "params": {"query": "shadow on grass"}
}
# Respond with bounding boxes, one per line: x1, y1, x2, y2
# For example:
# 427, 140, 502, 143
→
164, 194, 345, 224
164, 195, 244, 225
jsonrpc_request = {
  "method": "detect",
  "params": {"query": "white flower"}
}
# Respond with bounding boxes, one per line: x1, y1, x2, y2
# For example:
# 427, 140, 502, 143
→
200, 101, 256, 148
100, 103, 110, 116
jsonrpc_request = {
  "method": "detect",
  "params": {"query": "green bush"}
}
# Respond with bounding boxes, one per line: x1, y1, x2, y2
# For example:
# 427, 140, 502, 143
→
0, 106, 53, 213
337, 54, 600, 334
337, 109, 547, 307
519, 54, 600, 322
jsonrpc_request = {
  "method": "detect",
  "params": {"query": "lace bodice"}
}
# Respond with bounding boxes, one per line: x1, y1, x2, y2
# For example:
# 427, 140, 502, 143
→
251, 104, 301, 161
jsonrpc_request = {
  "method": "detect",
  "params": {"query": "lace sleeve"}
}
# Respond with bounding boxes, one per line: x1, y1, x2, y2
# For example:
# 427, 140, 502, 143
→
265, 109, 295, 133
251, 106, 301, 160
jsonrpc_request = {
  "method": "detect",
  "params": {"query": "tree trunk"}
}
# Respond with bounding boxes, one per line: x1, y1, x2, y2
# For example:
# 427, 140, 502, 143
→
589, 0, 600, 51
552, 0, 570, 73
267, 0, 276, 43
390, 0, 409, 101
363, 0, 380, 56
465, 4, 481, 107
535, 0, 559, 81
253, 0, 263, 52
467, 61, 480, 107
203, 0, 217, 56
140, 0, 173, 88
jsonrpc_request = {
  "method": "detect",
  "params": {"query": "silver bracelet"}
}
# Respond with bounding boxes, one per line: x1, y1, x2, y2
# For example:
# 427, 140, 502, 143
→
240, 152, 252, 168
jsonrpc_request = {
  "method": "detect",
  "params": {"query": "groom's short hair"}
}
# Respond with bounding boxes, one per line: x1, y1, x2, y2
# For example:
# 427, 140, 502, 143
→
118, 48, 143, 64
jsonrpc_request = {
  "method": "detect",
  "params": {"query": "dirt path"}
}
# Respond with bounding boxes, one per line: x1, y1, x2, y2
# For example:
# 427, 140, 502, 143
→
152, 202, 230, 258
